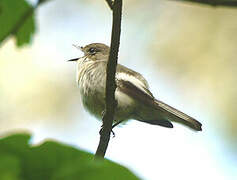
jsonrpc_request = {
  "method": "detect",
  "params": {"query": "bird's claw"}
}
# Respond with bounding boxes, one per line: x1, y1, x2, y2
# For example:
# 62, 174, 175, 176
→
99, 125, 116, 138
111, 130, 115, 138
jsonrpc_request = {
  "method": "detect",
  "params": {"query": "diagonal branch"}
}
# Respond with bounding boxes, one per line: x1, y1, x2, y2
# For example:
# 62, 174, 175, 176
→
95, 0, 122, 159
105, 0, 114, 10
173, 0, 237, 7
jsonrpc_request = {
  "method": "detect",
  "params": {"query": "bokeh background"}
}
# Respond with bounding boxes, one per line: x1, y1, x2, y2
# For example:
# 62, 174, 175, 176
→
1, 0, 237, 179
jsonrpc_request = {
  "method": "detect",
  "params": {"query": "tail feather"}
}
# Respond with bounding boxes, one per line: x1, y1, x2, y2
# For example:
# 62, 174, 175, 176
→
155, 100, 202, 131
140, 119, 173, 128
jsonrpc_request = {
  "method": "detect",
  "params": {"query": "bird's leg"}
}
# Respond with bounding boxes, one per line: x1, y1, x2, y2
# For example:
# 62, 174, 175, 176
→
99, 125, 116, 137
99, 110, 106, 135
101, 110, 105, 118
99, 99, 119, 137
109, 120, 124, 138
111, 129, 116, 138
99, 110, 116, 137
112, 120, 123, 129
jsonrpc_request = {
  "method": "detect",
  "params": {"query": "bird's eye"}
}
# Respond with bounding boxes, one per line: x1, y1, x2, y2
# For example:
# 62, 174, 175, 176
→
88, 48, 96, 54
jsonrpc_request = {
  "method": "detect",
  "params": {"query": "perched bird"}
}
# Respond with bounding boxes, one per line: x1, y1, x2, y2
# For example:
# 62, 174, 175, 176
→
68, 43, 202, 131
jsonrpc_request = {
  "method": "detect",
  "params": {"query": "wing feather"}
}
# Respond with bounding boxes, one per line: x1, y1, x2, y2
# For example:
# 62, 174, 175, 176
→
117, 79, 202, 131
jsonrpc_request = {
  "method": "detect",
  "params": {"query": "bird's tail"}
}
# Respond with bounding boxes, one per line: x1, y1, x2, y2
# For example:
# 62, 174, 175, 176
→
154, 99, 202, 131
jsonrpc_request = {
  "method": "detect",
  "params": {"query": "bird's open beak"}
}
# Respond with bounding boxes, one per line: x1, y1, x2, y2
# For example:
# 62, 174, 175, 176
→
73, 44, 83, 51
68, 58, 79, 62
68, 44, 85, 62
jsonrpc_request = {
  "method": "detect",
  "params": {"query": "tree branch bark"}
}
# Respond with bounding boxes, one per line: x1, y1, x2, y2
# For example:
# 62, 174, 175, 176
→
173, 0, 237, 7
95, 0, 122, 159
105, 0, 114, 10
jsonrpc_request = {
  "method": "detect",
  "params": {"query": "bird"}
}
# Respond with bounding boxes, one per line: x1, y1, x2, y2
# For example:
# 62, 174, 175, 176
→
68, 43, 202, 131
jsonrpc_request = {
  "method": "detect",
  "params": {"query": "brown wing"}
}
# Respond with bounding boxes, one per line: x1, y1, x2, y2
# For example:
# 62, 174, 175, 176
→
117, 79, 202, 131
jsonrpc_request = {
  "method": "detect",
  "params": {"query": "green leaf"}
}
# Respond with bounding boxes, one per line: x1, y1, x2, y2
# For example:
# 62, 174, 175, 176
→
0, 133, 140, 180
53, 160, 140, 180
0, 154, 21, 180
0, 0, 36, 47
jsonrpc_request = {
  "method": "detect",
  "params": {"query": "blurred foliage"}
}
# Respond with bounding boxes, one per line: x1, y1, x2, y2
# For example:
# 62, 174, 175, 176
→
0, 0, 35, 47
0, 133, 140, 180
150, 2, 237, 145
0, 42, 80, 132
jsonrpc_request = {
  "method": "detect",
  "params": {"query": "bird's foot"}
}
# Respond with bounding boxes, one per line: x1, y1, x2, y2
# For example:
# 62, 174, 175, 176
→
101, 110, 105, 118
99, 125, 116, 138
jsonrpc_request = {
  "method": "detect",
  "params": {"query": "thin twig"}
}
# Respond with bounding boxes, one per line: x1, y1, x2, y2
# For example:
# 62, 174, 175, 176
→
105, 0, 114, 10
95, 0, 122, 159
173, 0, 237, 7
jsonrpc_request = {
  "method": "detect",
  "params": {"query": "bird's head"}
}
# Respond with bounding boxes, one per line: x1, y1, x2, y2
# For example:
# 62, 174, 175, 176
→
68, 43, 110, 62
